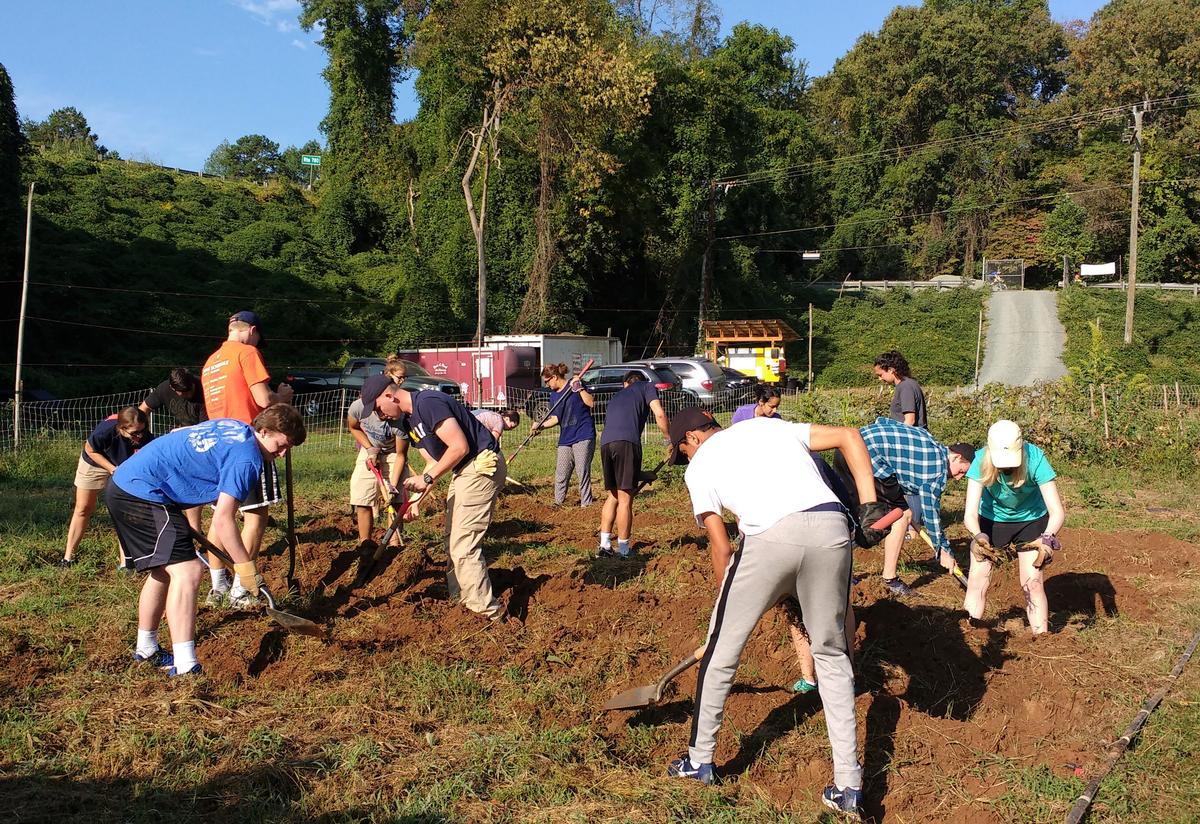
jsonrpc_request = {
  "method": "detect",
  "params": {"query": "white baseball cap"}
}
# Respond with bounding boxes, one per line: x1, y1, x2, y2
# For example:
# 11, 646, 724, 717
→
987, 420, 1024, 468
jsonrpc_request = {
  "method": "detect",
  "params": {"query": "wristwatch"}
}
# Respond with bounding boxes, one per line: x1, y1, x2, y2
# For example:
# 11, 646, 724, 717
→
422, 472, 434, 486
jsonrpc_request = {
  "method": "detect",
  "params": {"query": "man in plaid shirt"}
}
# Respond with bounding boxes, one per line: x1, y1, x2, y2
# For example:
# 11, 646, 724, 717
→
837, 417, 975, 596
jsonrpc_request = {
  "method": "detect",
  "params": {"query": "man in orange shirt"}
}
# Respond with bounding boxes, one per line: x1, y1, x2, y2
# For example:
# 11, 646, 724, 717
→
201, 310, 294, 608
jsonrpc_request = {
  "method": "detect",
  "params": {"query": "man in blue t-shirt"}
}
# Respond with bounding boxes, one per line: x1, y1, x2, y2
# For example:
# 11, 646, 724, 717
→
106, 405, 306, 677
360, 375, 508, 621
597, 371, 671, 558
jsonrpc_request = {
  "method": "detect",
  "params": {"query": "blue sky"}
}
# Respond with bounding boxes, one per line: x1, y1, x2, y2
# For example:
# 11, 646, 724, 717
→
0, 0, 1107, 170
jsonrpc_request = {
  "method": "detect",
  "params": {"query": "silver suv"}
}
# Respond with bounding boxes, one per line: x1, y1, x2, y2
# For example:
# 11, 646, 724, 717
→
627, 357, 729, 407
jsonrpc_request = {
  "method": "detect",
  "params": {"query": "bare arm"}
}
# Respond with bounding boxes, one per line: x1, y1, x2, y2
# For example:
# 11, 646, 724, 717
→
404, 418, 467, 491
650, 398, 670, 440
346, 414, 374, 451
963, 480, 984, 536
701, 512, 735, 589
83, 440, 118, 474
807, 424, 877, 506
1040, 480, 1066, 535
212, 493, 253, 564
250, 380, 294, 409
138, 401, 152, 415
902, 411, 916, 426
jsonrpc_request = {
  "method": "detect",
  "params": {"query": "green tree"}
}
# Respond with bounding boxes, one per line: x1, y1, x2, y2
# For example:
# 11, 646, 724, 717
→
0, 63, 25, 218
1041, 197, 1096, 270
279, 140, 324, 186
22, 106, 107, 157
203, 134, 282, 181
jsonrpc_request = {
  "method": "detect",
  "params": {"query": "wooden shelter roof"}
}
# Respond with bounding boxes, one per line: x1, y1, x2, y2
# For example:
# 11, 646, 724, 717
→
701, 319, 799, 342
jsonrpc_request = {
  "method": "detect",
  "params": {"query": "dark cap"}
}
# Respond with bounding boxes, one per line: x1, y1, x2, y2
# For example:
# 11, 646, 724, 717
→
947, 442, 976, 465
668, 407, 721, 466
229, 310, 265, 346
360, 373, 396, 418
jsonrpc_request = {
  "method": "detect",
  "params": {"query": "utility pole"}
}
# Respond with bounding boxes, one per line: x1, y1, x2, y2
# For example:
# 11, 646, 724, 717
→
1124, 101, 1147, 345
697, 180, 716, 353
14, 183, 34, 448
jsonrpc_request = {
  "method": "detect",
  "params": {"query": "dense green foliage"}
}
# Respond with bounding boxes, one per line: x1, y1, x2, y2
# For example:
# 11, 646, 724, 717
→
6, 0, 1200, 393
1058, 286, 1200, 384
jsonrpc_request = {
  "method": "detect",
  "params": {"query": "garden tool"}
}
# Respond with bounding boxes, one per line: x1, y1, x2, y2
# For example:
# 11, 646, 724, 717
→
602, 646, 706, 711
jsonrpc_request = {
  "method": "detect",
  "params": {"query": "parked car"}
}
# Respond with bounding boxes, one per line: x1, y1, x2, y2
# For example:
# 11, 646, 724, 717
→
720, 366, 758, 391
285, 356, 460, 419
625, 357, 730, 408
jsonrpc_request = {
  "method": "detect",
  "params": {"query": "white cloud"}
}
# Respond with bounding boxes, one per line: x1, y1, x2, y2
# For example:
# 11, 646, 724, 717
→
231, 0, 302, 30
291, 39, 307, 50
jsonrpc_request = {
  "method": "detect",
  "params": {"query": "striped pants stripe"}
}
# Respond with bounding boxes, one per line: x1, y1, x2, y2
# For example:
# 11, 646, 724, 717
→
554, 439, 595, 506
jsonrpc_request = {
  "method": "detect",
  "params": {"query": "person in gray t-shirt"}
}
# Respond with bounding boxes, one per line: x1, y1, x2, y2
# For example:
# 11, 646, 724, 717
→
873, 350, 927, 430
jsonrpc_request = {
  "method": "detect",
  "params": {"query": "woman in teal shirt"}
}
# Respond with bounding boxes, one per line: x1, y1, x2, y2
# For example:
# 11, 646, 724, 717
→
962, 420, 1065, 635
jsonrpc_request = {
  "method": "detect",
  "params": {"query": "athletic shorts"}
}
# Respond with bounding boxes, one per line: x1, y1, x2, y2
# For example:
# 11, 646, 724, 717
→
980, 514, 1049, 549
349, 450, 401, 510
105, 484, 197, 572
600, 440, 641, 492
74, 456, 112, 491
240, 459, 282, 511
832, 450, 907, 510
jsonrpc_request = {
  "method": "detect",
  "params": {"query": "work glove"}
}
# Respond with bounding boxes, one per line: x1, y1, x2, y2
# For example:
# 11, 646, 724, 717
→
970, 532, 1000, 564
472, 450, 499, 478
856, 501, 893, 548
1021, 533, 1060, 569
365, 446, 382, 468
570, 378, 583, 393
636, 468, 659, 486
233, 560, 263, 598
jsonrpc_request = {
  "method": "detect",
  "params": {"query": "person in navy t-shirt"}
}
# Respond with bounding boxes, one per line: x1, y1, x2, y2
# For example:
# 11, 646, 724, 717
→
60, 407, 153, 567
596, 371, 670, 558
106, 405, 306, 677
361, 376, 508, 621
532, 362, 596, 508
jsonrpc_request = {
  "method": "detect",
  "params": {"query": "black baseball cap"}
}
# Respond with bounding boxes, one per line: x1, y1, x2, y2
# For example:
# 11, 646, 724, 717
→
360, 373, 395, 418
947, 442, 976, 465
668, 407, 721, 466
229, 310, 265, 346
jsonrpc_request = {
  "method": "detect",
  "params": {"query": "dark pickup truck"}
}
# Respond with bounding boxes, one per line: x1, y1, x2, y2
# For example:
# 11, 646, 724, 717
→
284, 357, 461, 418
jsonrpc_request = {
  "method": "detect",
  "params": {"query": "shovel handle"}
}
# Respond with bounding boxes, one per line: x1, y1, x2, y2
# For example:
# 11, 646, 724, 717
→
506, 358, 595, 466
189, 526, 279, 610
653, 646, 706, 702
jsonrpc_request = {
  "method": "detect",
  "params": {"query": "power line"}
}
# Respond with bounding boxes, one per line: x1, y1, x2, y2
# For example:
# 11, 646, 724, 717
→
26, 279, 390, 306
25, 316, 388, 343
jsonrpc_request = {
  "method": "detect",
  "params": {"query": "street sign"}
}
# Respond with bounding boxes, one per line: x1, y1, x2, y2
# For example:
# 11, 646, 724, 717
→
300, 155, 322, 166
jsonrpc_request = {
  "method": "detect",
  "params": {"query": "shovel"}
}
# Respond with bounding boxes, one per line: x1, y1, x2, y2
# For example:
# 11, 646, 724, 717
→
602, 646, 706, 711
351, 464, 426, 588
283, 451, 299, 595
190, 528, 327, 638
635, 458, 668, 494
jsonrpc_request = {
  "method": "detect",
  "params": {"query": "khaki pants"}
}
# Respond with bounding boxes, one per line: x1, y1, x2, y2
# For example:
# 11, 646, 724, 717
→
444, 452, 506, 618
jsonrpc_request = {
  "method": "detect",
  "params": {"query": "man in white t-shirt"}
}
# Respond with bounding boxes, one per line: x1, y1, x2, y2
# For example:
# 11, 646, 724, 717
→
663, 408, 892, 821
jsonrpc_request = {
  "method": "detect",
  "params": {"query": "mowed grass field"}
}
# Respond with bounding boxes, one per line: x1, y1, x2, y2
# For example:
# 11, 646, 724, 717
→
2, 430, 1200, 824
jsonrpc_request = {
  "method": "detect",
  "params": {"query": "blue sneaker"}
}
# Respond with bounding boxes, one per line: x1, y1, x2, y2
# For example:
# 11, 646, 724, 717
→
166, 663, 202, 678
822, 784, 864, 820
133, 647, 174, 668
667, 755, 715, 785
596, 546, 615, 558
881, 577, 914, 598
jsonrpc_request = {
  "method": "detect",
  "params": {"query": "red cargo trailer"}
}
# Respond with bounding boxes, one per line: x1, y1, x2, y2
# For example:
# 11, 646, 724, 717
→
397, 345, 539, 408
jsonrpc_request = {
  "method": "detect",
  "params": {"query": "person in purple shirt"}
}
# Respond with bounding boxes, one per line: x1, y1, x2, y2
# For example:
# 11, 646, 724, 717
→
59, 407, 152, 568
597, 371, 671, 558
731, 385, 782, 425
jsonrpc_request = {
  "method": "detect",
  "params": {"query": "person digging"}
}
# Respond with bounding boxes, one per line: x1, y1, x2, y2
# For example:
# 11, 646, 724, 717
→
664, 408, 893, 820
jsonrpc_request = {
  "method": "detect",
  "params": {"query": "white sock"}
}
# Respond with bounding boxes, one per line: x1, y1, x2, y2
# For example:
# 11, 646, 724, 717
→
229, 580, 247, 598
210, 568, 230, 591
599, 532, 612, 549
617, 539, 631, 557
135, 629, 159, 657
172, 641, 197, 674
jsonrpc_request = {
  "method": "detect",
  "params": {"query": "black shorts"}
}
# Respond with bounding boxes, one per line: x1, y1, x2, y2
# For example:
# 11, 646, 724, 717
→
601, 440, 642, 492
240, 459, 282, 511
106, 484, 197, 572
832, 449, 907, 510
980, 514, 1049, 548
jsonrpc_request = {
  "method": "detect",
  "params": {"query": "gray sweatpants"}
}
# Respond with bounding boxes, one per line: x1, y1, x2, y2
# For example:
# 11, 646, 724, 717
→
688, 510, 861, 789
553, 439, 595, 506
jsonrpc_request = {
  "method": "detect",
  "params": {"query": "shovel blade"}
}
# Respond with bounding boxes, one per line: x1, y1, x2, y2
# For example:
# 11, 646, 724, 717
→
601, 683, 660, 711
266, 607, 327, 638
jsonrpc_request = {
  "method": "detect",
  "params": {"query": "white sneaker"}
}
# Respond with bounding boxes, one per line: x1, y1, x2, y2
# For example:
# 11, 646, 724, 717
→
204, 588, 229, 608
228, 592, 262, 610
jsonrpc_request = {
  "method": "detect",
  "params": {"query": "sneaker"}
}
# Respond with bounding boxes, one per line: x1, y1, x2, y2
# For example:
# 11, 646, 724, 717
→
881, 577, 914, 598
133, 647, 174, 668
821, 784, 864, 819
596, 546, 615, 558
56, 557, 75, 568
204, 588, 230, 608
228, 592, 262, 611
792, 677, 817, 694
667, 755, 715, 785
167, 663, 202, 678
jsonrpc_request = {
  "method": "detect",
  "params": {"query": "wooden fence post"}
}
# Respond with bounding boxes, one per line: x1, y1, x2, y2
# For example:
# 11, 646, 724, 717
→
1163, 384, 1169, 414
1100, 384, 1110, 441
1089, 385, 1096, 418
1175, 382, 1182, 408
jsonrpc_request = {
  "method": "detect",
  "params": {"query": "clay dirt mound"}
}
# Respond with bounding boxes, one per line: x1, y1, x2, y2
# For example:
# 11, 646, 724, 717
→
190, 487, 1200, 821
